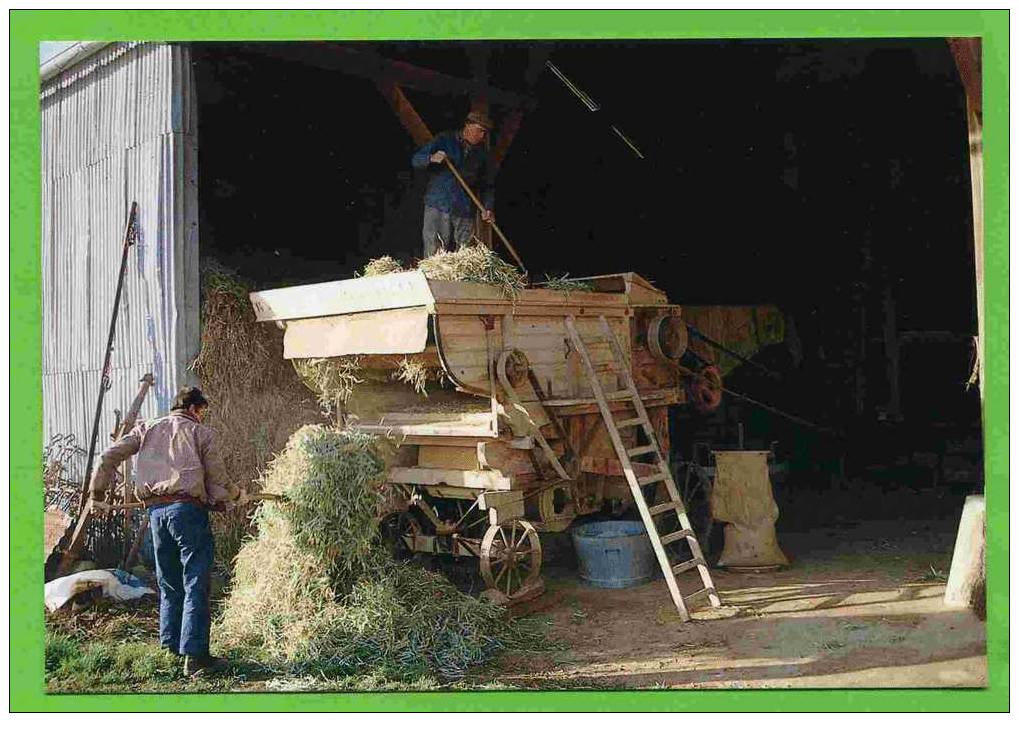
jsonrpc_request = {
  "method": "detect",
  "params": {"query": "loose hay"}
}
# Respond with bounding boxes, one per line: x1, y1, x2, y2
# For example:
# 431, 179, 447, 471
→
539, 274, 595, 292
292, 357, 364, 417
393, 357, 433, 396
216, 425, 543, 681
191, 261, 326, 569
359, 255, 405, 277
417, 244, 526, 299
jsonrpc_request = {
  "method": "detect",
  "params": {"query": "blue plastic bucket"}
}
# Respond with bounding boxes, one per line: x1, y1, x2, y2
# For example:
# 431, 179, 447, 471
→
571, 520, 656, 589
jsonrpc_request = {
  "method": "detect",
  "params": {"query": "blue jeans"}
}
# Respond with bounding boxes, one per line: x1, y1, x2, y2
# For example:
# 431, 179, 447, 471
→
422, 206, 475, 257
149, 502, 214, 657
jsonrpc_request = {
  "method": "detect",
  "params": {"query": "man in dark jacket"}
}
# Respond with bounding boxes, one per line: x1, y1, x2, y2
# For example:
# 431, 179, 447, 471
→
411, 111, 495, 256
90, 386, 239, 676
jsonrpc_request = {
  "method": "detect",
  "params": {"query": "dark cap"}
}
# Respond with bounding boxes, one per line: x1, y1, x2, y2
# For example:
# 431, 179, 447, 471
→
465, 111, 494, 130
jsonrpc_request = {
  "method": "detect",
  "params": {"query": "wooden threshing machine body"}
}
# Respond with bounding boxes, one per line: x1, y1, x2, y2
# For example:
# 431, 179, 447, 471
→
251, 271, 691, 602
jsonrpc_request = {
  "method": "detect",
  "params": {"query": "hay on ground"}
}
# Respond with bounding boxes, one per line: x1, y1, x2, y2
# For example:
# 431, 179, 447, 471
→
216, 425, 542, 681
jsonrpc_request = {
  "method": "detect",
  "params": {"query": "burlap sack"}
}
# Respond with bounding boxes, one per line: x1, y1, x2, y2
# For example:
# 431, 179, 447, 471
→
710, 451, 788, 568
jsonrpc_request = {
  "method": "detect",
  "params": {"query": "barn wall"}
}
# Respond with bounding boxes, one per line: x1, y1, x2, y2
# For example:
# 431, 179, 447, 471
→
41, 42, 200, 452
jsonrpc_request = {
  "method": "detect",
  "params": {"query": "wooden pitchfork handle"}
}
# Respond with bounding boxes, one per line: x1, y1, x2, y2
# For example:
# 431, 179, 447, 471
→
442, 158, 528, 276
96, 492, 287, 512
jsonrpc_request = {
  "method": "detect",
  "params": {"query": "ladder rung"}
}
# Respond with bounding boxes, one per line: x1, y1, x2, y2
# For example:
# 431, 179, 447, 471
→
627, 444, 656, 457
604, 389, 636, 401
683, 587, 717, 604
648, 501, 679, 516
637, 472, 668, 486
672, 558, 705, 575
661, 528, 694, 545
616, 416, 647, 428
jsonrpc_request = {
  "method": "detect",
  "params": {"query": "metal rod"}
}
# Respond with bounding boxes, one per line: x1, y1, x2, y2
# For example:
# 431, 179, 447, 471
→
442, 158, 528, 275
721, 386, 841, 437
544, 60, 644, 159
77, 202, 139, 516
545, 61, 600, 111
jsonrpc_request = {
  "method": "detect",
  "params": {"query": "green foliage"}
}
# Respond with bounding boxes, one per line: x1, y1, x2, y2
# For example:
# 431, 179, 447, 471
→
45, 629, 183, 692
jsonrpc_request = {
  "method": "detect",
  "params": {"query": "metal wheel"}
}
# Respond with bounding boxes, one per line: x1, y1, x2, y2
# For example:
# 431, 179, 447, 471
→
689, 365, 723, 413
480, 519, 542, 601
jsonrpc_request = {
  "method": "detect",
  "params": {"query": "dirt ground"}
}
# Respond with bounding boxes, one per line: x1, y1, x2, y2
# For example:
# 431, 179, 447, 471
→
489, 518, 986, 689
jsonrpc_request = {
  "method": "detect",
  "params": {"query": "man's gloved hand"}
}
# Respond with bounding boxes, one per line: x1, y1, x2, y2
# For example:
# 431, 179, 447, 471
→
429, 151, 447, 164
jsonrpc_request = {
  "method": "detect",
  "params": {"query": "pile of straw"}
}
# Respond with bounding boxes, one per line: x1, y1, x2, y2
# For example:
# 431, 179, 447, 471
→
216, 425, 542, 681
359, 255, 405, 277
191, 262, 325, 568
418, 244, 526, 299
359, 244, 527, 300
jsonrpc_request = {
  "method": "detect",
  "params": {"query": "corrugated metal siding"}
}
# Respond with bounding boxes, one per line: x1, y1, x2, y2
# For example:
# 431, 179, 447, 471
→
41, 42, 200, 453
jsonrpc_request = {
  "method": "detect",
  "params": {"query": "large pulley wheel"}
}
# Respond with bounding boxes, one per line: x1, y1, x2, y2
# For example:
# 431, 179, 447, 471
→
688, 365, 723, 413
647, 313, 688, 362
480, 519, 543, 603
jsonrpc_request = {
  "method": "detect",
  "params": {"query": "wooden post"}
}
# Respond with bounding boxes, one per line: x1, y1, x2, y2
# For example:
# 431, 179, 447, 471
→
948, 38, 984, 420
944, 494, 985, 610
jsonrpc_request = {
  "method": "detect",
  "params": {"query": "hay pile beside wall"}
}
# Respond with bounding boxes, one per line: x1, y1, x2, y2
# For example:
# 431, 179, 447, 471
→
191, 263, 326, 568
216, 425, 541, 681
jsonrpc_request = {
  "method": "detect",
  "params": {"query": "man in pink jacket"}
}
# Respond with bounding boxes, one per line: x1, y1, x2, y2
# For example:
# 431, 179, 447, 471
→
91, 386, 239, 675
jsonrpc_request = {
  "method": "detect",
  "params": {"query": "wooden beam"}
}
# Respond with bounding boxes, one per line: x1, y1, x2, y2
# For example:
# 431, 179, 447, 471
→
467, 46, 491, 117
377, 80, 433, 146
492, 108, 524, 170
250, 43, 534, 109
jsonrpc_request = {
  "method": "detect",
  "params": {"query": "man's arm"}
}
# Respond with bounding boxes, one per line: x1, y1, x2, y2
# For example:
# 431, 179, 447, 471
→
199, 430, 239, 505
411, 134, 444, 169
89, 428, 142, 502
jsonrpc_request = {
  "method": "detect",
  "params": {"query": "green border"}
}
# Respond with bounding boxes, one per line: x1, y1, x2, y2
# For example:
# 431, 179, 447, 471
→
10, 10, 1008, 712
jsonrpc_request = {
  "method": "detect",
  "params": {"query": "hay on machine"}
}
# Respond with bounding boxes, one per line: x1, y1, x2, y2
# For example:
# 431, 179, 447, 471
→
251, 258, 710, 606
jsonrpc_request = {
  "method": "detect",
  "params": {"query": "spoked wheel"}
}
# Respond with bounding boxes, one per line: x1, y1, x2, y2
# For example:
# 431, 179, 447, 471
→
479, 519, 543, 605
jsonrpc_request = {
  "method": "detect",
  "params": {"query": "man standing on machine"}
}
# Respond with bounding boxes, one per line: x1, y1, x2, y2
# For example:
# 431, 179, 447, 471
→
411, 111, 495, 256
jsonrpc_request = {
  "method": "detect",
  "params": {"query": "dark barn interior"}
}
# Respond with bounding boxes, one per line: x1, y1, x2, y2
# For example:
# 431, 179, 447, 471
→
191, 39, 982, 535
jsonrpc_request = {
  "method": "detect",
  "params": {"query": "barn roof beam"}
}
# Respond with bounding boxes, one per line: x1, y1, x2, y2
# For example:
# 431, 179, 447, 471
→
249, 42, 535, 109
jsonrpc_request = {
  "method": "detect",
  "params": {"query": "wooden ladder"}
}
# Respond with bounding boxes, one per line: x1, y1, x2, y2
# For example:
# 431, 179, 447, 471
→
564, 315, 722, 621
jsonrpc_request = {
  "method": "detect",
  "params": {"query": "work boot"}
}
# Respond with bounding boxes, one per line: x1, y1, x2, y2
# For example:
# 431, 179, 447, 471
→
184, 654, 222, 677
